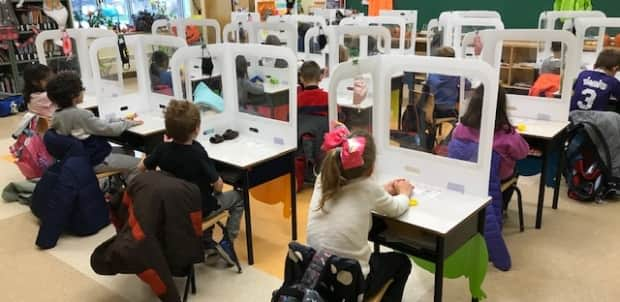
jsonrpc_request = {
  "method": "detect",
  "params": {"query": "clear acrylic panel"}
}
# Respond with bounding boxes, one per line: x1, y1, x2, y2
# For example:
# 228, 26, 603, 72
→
41, 37, 81, 74
236, 54, 291, 122
333, 73, 374, 132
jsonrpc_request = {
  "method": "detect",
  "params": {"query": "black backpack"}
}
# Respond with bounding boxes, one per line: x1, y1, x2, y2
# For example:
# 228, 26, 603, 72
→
272, 250, 330, 302
565, 124, 619, 202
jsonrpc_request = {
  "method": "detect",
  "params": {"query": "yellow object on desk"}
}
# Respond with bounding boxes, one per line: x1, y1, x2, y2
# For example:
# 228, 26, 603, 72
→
516, 123, 527, 133
409, 198, 418, 207
125, 112, 137, 120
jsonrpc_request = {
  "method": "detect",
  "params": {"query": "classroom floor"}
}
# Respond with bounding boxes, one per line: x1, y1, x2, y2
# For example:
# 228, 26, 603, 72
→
1, 114, 620, 301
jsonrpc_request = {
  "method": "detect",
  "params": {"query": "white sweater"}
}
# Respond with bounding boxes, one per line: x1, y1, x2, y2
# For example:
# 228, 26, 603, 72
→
307, 177, 409, 276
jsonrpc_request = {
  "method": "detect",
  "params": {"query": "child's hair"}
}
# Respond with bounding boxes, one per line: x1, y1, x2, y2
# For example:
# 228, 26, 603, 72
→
22, 63, 52, 105
433, 46, 456, 58
235, 55, 250, 79
46, 71, 84, 109
264, 34, 281, 46
461, 85, 513, 132
339, 45, 349, 63
164, 99, 201, 142
551, 41, 562, 53
541, 58, 562, 75
594, 48, 620, 71
317, 130, 376, 211
150, 51, 169, 76
300, 61, 322, 83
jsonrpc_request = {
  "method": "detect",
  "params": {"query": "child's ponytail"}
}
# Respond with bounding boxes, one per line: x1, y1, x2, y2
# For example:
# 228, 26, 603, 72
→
316, 123, 376, 212
317, 148, 344, 211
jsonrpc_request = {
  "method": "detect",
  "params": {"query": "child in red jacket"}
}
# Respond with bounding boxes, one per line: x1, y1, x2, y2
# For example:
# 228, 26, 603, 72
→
298, 61, 328, 116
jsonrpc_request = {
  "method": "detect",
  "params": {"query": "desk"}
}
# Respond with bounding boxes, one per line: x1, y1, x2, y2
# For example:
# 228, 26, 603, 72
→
369, 182, 490, 302
111, 112, 165, 153
200, 136, 298, 265
512, 117, 569, 228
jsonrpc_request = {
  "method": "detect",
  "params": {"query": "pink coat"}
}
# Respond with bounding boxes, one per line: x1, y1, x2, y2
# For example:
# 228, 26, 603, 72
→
453, 124, 530, 180
28, 92, 56, 118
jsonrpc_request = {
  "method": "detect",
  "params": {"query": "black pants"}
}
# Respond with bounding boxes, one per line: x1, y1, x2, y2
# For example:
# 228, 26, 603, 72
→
365, 252, 412, 301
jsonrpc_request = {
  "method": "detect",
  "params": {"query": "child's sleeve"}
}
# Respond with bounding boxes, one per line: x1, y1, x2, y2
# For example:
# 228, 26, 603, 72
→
79, 109, 138, 137
612, 79, 620, 101
372, 186, 409, 218
508, 132, 530, 161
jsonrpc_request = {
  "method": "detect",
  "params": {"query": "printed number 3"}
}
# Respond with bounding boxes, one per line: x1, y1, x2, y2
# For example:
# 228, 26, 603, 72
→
577, 88, 597, 110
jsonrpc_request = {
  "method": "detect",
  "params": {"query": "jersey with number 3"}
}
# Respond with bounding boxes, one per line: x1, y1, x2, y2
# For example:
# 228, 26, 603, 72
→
570, 70, 620, 111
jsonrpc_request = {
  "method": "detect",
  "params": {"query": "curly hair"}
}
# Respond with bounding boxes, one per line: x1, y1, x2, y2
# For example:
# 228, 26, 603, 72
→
46, 71, 84, 109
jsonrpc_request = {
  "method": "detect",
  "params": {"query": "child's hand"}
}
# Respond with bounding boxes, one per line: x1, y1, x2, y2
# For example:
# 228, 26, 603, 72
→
383, 181, 397, 195
395, 179, 414, 197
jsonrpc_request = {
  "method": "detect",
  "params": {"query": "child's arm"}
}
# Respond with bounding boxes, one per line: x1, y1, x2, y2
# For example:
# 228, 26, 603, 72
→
612, 79, 620, 102
79, 109, 142, 137
140, 146, 161, 171
373, 180, 412, 218
507, 132, 530, 161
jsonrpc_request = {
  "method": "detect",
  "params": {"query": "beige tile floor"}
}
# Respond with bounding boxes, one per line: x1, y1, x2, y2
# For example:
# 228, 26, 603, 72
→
1, 113, 620, 301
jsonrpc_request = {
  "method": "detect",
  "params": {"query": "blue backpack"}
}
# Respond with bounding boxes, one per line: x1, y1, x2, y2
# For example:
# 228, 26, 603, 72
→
0, 95, 24, 117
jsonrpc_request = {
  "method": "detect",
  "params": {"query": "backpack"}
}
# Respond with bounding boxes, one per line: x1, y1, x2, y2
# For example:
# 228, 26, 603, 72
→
0, 95, 24, 117
272, 250, 330, 302
565, 125, 618, 202
10, 117, 54, 179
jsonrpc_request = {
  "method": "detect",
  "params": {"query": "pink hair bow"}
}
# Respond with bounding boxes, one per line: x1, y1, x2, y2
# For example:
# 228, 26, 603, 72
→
321, 124, 366, 170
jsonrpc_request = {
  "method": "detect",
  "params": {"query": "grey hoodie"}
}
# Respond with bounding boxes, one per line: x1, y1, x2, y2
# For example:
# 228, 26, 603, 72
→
51, 106, 139, 140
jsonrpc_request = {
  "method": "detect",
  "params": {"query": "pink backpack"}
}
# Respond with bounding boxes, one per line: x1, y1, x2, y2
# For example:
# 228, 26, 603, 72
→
10, 118, 54, 179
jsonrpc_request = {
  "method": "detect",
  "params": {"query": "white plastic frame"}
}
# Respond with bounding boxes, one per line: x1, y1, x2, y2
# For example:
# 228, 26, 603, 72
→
231, 12, 260, 23
175, 18, 222, 44
251, 21, 298, 53
36, 28, 115, 93
266, 14, 327, 28
223, 21, 258, 43
427, 11, 502, 56
574, 17, 620, 68
476, 29, 579, 122
327, 25, 391, 72
89, 34, 187, 119
449, 16, 504, 58
328, 55, 499, 197
339, 15, 417, 55
170, 43, 298, 150
302, 25, 328, 67
537, 10, 606, 62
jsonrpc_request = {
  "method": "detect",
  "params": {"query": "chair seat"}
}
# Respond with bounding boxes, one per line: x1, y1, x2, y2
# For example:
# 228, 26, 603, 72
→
95, 170, 124, 179
202, 211, 229, 230
501, 177, 518, 192
434, 117, 457, 125
364, 279, 394, 302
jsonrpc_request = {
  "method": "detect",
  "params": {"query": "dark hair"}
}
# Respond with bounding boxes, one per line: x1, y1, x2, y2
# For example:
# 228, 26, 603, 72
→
300, 61, 322, 83
594, 48, 620, 71
235, 55, 249, 79
339, 45, 349, 63
150, 51, 169, 87
317, 130, 376, 211
22, 63, 52, 105
46, 71, 84, 109
164, 100, 201, 142
433, 46, 456, 58
551, 41, 562, 53
264, 34, 281, 46
461, 85, 513, 132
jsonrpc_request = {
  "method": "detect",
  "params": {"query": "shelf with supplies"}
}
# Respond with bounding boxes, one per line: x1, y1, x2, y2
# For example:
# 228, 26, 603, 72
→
500, 41, 539, 88
0, 0, 73, 100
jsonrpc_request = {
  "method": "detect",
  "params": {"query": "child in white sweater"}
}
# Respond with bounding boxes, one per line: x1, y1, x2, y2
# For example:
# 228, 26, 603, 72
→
307, 124, 412, 301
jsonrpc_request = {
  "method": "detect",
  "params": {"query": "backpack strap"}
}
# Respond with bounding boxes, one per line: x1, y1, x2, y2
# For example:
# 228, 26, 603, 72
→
299, 249, 331, 290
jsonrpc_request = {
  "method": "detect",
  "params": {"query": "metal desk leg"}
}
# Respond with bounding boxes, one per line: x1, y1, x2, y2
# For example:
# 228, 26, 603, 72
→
289, 155, 298, 241
552, 132, 566, 210
242, 172, 254, 265
434, 237, 445, 302
536, 142, 550, 229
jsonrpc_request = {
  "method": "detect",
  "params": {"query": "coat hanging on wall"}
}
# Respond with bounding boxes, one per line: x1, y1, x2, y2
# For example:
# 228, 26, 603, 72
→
553, 0, 592, 11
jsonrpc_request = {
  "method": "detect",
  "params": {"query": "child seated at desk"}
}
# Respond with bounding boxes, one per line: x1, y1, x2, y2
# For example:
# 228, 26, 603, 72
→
260, 35, 289, 68
307, 124, 412, 301
47, 71, 143, 175
138, 100, 244, 266
150, 50, 173, 96
236, 55, 266, 113
529, 48, 562, 98
427, 46, 471, 118
298, 61, 328, 116
570, 48, 620, 111
23, 63, 55, 119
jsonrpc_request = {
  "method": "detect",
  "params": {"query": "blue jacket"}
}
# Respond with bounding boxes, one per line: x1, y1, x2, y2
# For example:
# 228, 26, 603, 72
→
448, 138, 512, 271
427, 74, 472, 110
30, 130, 111, 249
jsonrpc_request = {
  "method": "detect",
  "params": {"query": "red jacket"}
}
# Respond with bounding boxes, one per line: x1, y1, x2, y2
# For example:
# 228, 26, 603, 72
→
529, 73, 561, 98
298, 86, 328, 116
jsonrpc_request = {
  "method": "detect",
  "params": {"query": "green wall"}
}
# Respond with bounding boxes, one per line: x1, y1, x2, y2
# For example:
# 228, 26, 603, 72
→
346, 0, 620, 30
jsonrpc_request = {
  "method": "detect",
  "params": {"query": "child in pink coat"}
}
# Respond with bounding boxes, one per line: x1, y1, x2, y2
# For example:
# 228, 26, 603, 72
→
23, 63, 56, 118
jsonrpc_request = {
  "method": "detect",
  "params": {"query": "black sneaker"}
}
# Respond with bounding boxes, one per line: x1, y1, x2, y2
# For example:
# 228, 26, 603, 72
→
203, 238, 219, 265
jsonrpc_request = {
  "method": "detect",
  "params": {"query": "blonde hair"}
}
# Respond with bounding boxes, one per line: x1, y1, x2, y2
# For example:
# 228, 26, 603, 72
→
317, 130, 376, 212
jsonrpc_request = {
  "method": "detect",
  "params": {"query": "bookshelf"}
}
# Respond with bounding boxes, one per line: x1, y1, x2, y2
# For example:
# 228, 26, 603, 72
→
499, 41, 538, 95
0, 0, 73, 98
